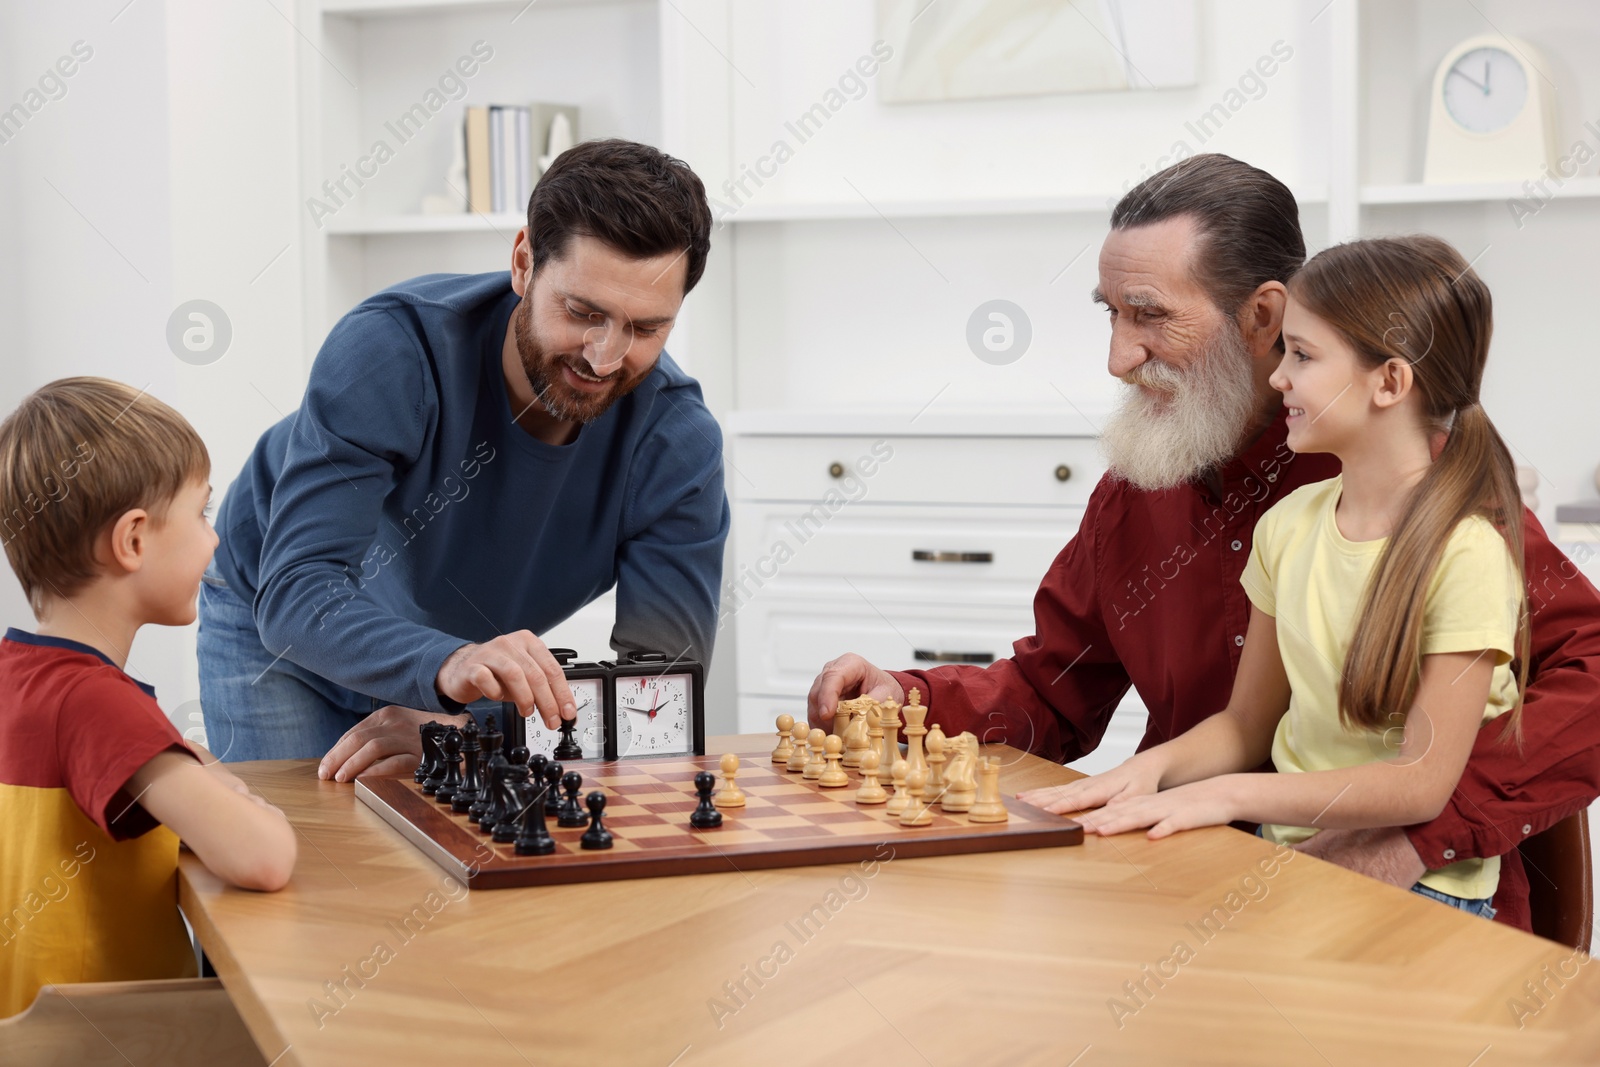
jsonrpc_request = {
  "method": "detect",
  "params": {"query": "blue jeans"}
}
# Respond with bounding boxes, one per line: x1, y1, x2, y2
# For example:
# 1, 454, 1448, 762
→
197, 565, 377, 762
1411, 882, 1497, 921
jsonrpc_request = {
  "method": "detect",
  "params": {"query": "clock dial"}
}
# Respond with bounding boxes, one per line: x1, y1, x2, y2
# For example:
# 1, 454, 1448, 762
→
1442, 46, 1528, 133
520, 678, 605, 758
614, 673, 692, 757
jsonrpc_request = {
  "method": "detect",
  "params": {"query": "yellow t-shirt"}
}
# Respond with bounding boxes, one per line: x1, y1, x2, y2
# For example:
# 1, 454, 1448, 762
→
1239, 476, 1521, 901
0, 630, 197, 1019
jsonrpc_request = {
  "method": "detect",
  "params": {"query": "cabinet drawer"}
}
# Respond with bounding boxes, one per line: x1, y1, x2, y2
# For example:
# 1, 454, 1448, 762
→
734, 597, 1031, 698
734, 504, 1078, 585
733, 434, 1102, 507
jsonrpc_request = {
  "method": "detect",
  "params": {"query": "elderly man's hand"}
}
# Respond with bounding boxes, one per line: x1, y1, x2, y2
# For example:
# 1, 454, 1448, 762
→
1293, 826, 1427, 888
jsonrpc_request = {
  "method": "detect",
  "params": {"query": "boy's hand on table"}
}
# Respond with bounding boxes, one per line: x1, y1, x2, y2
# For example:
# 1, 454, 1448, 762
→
319, 704, 456, 783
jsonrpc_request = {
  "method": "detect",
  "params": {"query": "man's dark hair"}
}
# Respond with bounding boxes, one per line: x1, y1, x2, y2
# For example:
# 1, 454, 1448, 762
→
1110, 153, 1305, 319
525, 138, 713, 295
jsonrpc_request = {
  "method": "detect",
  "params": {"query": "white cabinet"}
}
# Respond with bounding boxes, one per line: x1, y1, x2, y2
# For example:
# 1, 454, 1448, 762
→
729, 409, 1147, 762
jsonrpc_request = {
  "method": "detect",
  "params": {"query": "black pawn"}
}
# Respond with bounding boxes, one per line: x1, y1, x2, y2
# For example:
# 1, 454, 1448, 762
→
493, 763, 530, 843
436, 727, 463, 804
690, 770, 722, 829
451, 718, 482, 813
527, 752, 549, 805
557, 771, 587, 828
580, 791, 613, 850
514, 778, 556, 856
553, 717, 583, 761
544, 761, 564, 815
419, 723, 448, 793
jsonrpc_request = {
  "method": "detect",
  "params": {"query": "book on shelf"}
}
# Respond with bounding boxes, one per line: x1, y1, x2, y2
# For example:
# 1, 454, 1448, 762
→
464, 103, 579, 216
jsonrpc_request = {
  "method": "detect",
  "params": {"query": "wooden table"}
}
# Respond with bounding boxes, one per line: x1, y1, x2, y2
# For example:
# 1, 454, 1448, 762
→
181, 737, 1600, 1066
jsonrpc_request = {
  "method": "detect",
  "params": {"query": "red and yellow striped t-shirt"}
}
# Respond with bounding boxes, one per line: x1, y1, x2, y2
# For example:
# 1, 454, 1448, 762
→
0, 628, 198, 1018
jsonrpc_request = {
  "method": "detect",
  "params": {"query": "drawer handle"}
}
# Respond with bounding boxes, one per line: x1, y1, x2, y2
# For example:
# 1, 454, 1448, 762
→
912, 550, 994, 564
1054, 464, 1072, 482
913, 649, 996, 665
828, 462, 845, 478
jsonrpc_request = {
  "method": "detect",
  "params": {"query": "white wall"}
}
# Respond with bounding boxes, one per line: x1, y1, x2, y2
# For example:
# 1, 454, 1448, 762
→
1, 0, 185, 708
697, 1, 1333, 419
0, 0, 302, 730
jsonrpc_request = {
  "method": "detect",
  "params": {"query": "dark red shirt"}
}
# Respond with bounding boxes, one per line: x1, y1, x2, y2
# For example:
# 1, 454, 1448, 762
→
891, 407, 1600, 932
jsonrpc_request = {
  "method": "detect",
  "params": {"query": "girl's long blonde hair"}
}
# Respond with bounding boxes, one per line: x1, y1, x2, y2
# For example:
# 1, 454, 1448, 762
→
1289, 236, 1529, 737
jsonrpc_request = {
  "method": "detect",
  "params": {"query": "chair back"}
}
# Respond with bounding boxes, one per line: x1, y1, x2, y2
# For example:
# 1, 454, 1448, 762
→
1522, 809, 1593, 951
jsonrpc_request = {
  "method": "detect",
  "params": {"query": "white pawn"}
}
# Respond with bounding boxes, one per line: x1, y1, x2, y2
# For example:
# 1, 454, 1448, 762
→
819, 735, 849, 788
786, 719, 809, 774
899, 766, 933, 826
855, 748, 887, 805
885, 758, 910, 816
715, 752, 746, 809
772, 714, 795, 764
803, 728, 826, 780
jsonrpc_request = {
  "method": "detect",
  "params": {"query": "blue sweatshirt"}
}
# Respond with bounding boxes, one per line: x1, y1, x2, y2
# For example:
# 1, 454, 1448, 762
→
212, 271, 728, 715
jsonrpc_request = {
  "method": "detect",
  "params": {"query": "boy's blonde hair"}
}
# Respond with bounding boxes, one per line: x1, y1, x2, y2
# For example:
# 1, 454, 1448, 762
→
0, 378, 209, 614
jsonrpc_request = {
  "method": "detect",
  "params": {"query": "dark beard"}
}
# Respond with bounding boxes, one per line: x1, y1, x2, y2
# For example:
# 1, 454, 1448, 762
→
513, 298, 655, 424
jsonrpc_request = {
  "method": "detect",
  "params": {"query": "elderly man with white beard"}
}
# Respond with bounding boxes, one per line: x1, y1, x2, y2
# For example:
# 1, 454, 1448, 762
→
806, 153, 1600, 932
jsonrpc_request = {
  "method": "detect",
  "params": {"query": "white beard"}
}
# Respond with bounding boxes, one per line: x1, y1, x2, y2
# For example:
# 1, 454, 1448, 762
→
1099, 326, 1262, 491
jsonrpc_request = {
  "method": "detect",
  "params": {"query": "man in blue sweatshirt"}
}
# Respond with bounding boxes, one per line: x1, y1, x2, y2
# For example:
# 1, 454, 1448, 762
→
199, 139, 727, 774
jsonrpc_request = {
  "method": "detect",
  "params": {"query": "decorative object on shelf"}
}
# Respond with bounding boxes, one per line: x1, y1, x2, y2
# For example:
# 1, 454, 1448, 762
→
878, 0, 1196, 102
539, 110, 574, 173
421, 119, 470, 215
1516, 465, 1540, 511
1424, 35, 1556, 184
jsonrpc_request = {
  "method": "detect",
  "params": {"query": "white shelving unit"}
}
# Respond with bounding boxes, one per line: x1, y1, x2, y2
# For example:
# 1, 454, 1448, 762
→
287, 0, 1600, 755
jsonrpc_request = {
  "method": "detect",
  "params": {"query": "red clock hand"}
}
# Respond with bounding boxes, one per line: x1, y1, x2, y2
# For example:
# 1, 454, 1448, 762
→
647, 687, 659, 722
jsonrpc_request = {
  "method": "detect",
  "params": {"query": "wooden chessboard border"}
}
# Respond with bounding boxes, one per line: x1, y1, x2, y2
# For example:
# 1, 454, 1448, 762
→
355, 749, 1083, 889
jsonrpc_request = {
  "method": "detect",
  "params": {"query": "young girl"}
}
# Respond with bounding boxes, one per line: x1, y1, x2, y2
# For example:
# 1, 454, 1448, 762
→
1020, 235, 1529, 918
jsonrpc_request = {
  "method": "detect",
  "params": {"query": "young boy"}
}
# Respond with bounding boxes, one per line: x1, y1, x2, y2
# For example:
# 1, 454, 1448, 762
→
0, 377, 296, 1018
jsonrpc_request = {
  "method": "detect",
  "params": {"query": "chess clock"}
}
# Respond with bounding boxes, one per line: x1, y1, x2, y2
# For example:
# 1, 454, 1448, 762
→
1424, 35, 1556, 184
499, 649, 608, 760
605, 650, 705, 759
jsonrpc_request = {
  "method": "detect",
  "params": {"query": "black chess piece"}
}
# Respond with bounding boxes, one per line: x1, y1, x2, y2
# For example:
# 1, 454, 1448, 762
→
689, 770, 722, 829
492, 762, 531, 843
471, 741, 504, 826
580, 791, 613, 850
421, 723, 450, 795
482, 712, 504, 764
552, 717, 583, 761
451, 718, 482, 813
475, 763, 501, 833
527, 752, 549, 803
514, 778, 556, 856
415, 722, 441, 784
436, 727, 463, 804
557, 771, 587, 828
543, 761, 563, 815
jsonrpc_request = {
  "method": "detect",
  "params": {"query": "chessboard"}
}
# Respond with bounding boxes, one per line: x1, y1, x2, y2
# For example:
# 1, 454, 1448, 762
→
356, 747, 1083, 890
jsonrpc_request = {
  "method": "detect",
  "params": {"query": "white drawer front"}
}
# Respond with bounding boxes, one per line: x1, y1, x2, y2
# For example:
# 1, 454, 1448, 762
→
734, 597, 1031, 698
733, 504, 1079, 585
733, 434, 1103, 507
